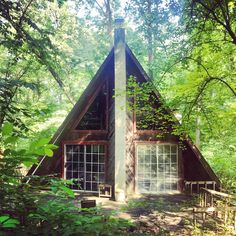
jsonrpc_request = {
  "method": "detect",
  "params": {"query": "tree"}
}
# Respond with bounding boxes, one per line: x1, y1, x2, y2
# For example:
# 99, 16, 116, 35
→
77, 0, 120, 48
125, 0, 181, 79
0, 0, 85, 130
187, 0, 236, 46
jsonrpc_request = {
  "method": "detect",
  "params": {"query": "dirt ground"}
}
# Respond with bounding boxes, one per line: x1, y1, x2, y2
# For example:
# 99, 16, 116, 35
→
78, 193, 236, 236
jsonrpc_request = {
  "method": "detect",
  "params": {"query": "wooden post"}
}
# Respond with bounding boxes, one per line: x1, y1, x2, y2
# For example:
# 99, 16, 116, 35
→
193, 208, 196, 226
224, 210, 227, 225
114, 17, 126, 202
213, 182, 216, 191
233, 211, 236, 230
203, 192, 206, 207
210, 194, 213, 207
200, 192, 203, 207
202, 211, 206, 223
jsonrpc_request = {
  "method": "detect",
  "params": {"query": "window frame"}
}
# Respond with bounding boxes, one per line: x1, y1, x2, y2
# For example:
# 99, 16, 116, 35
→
135, 142, 180, 194
62, 141, 108, 192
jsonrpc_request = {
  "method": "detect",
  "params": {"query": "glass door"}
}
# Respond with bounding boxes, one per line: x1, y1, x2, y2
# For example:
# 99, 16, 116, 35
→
137, 144, 178, 193
64, 144, 105, 191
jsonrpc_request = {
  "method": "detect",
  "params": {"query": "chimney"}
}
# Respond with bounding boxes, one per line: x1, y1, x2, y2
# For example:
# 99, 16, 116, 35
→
114, 17, 126, 202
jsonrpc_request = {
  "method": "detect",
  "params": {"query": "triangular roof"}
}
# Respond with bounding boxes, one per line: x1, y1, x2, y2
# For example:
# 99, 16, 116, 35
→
28, 45, 220, 187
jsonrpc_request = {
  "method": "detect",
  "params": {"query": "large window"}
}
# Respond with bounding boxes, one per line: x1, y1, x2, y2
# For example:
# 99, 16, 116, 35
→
137, 144, 178, 193
76, 85, 107, 130
64, 144, 105, 191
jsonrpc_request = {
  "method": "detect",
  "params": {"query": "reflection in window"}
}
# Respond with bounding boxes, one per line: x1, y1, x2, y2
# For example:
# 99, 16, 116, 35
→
137, 144, 178, 193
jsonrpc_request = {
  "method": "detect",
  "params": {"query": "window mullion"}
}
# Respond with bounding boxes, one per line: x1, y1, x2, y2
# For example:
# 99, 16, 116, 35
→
156, 145, 158, 192
84, 145, 86, 190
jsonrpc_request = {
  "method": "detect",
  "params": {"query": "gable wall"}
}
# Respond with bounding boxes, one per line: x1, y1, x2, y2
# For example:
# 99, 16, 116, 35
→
125, 53, 183, 194
182, 142, 212, 181
28, 52, 115, 177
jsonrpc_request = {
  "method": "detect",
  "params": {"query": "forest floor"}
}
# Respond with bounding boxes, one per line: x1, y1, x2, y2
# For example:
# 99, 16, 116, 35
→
79, 193, 236, 236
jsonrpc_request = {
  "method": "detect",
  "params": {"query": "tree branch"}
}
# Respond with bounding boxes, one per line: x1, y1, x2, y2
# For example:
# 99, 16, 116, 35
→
187, 76, 236, 120
19, 0, 34, 26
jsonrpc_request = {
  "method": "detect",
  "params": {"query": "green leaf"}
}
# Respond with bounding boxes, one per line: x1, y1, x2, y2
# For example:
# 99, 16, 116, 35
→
4, 136, 18, 145
60, 185, 75, 197
0, 216, 19, 228
17, 149, 26, 155
2, 123, 13, 136
3, 149, 11, 156
36, 138, 51, 147
33, 149, 46, 156
44, 148, 53, 157
46, 144, 58, 150
23, 161, 36, 167
5, 219, 19, 225
0, 216, 9, 223
51, 186, 57, 194
2, 222, 19, 228
21, 157, 38, 166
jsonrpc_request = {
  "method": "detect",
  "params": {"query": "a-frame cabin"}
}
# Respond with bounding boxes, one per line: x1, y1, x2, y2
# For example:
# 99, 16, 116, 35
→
28, 19, 220, 200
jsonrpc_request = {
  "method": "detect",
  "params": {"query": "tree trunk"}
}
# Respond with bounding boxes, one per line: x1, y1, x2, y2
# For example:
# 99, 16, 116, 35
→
105, 0, 113, 48
196, 115, 201, 148
147, 0, 153, 79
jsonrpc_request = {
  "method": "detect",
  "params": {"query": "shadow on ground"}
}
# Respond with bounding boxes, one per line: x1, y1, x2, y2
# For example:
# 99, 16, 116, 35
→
79, 193, 236, 235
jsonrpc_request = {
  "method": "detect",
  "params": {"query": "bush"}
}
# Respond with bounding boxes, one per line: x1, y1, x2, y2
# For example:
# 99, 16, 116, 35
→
0, 123, 133, 235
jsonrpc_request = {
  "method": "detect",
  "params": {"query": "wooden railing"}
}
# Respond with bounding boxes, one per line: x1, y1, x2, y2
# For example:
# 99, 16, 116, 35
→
184, 180, 216, 195
193, 187, 236, 230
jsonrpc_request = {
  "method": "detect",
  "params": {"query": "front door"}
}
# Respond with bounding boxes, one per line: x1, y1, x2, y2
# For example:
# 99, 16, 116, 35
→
64, 144, 105, 191
136, 144, 178, 193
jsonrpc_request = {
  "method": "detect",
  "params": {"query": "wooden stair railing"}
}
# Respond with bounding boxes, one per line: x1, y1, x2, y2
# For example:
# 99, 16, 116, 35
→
193, 187, 236, 230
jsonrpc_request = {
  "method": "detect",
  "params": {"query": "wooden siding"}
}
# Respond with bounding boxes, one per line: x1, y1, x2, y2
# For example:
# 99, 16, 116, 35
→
183, 141, 214, 182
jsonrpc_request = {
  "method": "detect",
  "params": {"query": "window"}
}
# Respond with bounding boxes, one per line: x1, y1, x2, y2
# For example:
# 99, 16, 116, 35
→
64, 144, 105, 191
76, 85, 107, 130
137, 144, 178, 193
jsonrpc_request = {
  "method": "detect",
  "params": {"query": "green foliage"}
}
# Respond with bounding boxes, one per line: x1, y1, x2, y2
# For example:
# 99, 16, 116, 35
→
0, 122, 57, 167
50, 178, 75, 197
125, 0, 181, 79
0, 122, 57, 233
0, 122, 133, 235
26, 199, 133, 235
0, 215, 20, 229
203, 138, 236, 194
126, 76, 180, 138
